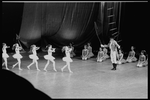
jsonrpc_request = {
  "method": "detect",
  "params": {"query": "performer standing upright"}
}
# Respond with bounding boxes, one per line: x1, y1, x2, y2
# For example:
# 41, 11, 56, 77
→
27, 45, 40, 71
61, 46, 73, 73
109, 38, 120, 70
2, 43, 10, 70
12, 43, 23, 70
43, 45, 57, 71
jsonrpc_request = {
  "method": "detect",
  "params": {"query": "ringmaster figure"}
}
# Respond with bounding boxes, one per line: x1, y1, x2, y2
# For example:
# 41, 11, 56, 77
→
109, 38, 120, 70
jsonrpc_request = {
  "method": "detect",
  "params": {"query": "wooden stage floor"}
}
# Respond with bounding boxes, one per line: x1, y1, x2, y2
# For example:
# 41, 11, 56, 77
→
4, 53, 148, 99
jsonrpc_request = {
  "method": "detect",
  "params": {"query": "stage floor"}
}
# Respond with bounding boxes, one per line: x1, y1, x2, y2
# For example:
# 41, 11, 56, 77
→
4, 53, 148, 98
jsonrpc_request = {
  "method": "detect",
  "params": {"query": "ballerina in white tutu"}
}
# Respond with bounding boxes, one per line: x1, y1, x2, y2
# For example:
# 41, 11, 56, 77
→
61, 46, 73, 73
103, 47, 109, 60
12, 43, 23, 70
43, 45, 57, 71
97, 47, 105, 62
117, 49, 126, 64
126, 46, 137, 63
27, 45, 40, 71
2, 43, 10, 70
82, 45, 89, 60
137, 50, 148, 67
87, 43, 94, 58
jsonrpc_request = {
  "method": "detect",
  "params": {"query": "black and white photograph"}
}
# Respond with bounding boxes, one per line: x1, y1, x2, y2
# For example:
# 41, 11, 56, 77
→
2, 1, 148, 99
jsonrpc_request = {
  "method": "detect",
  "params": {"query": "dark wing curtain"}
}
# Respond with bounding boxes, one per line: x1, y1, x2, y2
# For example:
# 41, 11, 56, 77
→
19, 3, 99, 48
96, 2, 120, 44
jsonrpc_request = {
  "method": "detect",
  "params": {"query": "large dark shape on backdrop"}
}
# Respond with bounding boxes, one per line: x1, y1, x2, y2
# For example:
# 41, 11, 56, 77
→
19, 3, 99, 48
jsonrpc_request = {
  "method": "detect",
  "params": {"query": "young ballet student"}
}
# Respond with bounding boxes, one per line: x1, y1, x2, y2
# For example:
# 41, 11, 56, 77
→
103, 47, 109, 60
61, 46, 73, 73
97, 47, 104, 62
43, 44, 57, 71
87, 43, 94, 58
82, 45, 89, 60
27, 45, 40, 71
117, 49, 126, 64
12, 43, 23, 70
2, 43, 10, 70
126, 46, 137, 63
137, 50, 148, 67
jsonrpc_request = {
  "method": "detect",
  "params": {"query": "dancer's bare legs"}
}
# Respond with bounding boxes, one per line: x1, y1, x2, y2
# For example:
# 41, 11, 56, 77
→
44, 60, 49, 71
61, 63, 67, 72
17, 59, 22, 70
27, 60, 34, 69
51, 60, 57, 71
67, 62, 73, 73
35, 60, 40, 71
3, 58, 9, 70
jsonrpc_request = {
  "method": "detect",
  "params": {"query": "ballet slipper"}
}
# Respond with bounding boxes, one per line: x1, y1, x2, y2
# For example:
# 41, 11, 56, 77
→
44, 69, 47, 71
61, 68, 64, 72
6, 67, 9, 70
69, 71, 73, 73
19, 68, 22, 70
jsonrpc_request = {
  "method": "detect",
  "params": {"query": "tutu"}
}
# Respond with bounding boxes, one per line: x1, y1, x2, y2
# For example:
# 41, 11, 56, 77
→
127, 57, 137, 62
2, 53, 9, 58
13, 54, 22, 59
44, 55, 55, 60
29, 54, 39, 60
88, 52, 94, 58
104, 54, 109, 59
63, 57, 73, 62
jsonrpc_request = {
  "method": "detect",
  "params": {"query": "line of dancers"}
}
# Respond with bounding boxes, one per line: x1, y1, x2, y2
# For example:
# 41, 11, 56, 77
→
2, 38, 148, 72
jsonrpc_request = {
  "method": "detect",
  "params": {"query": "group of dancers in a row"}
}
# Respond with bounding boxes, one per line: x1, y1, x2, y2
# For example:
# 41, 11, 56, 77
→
2, 38, 148, 72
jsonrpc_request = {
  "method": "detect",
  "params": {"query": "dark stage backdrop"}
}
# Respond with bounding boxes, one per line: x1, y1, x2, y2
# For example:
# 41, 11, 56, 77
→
19, 3, 100, 48
2, 2, 148, 54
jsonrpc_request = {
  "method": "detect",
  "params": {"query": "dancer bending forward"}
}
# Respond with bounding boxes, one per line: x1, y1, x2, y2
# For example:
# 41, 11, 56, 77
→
2, 43, 10, 70
12, 43, 23, 70
27, 45, 40, 71
43, 45, 57, 71
61, 46, 73, 73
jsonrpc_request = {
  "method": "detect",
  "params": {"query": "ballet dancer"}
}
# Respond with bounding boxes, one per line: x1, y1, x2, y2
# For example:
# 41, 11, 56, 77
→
2, 43, 10, 70
137, 50, 147, 67
87, 43, 94, 58
126, 46, 137, 63
117, 49, 126, 64
12, 43, 23, 70
69, 43, 76, 57
82, 45, 89, 60
97, 47, 105, 62
27, 45, 40, 71
61, 46, 73, 73
103, 47, 109, 60
109, 38, 120, 70
43, 45, 57, 71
